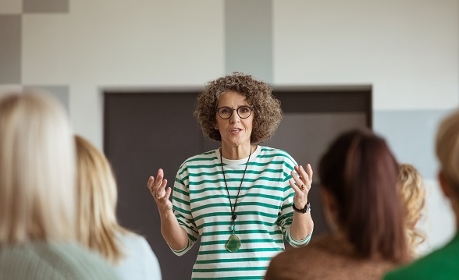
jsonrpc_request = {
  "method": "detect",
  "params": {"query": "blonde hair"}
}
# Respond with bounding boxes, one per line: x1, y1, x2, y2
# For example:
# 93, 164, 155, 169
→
0, 91, 76, 244
436, 109, 459, 197
75, 134, 129, 264
398, 163, 426, 256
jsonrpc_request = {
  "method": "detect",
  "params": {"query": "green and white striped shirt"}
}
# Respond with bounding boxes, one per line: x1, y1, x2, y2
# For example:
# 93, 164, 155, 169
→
171, 146, 311, 279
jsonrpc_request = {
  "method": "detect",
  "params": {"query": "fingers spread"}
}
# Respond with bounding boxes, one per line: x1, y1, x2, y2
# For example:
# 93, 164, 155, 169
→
148, 169, 169, 201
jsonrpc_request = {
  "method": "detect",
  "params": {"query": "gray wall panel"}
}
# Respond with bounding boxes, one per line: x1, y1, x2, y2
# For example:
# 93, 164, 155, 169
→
225, 0, 273, 82
23, 0, 69, 13
0, 15, 21, 83
266, 113, 368, 181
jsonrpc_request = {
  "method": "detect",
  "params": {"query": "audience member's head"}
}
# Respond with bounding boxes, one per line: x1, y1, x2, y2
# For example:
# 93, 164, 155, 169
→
75, 134, 127, 264
0, 91, 76, 243
398, 163, 426, 256
436, 109, 459, 244
75, 134, 162, 279
318, 128, 409, 262
436, 109, 459, 210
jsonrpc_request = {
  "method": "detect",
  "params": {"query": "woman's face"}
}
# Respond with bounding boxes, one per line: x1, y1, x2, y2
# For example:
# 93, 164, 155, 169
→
214, 91, 254, 148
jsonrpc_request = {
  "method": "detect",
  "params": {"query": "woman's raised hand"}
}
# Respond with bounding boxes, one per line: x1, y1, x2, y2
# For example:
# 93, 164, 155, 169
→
147, 168, 172, 211
289, 164, 313, 209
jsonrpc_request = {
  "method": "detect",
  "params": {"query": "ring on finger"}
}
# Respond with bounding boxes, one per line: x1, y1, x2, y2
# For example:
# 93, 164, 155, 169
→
300, 184, 305, 191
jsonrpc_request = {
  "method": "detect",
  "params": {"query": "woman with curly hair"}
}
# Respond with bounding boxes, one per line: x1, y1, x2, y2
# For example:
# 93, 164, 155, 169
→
398, 163, 426, 257
147, 72, 314, 279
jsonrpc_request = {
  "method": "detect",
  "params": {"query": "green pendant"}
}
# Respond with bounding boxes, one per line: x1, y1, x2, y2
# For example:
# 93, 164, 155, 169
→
225, 233, 241, 252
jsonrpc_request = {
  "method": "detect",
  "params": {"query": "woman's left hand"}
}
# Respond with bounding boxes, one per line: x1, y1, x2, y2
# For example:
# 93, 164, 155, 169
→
289, 164, 313, 209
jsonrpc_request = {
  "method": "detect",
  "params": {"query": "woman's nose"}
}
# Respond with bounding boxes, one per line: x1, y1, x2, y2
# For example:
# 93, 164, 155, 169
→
229, 111, 240, 123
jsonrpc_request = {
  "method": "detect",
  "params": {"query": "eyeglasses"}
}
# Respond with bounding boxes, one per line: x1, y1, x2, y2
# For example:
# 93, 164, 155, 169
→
216, 106, 253, 119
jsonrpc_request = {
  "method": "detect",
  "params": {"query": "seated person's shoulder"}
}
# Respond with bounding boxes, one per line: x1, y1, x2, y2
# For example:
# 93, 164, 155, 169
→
384, 242, 459, 280
0, 241, 118, 280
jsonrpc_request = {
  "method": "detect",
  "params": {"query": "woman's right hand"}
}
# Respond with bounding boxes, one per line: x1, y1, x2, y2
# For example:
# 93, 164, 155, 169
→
147, 168, 172, 211
148, 169, 188, 250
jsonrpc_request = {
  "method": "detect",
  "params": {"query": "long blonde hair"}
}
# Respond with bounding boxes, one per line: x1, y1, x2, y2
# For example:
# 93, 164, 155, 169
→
75, 135, 129, 264
0, 91, 76, 244
398, 163, 426, 256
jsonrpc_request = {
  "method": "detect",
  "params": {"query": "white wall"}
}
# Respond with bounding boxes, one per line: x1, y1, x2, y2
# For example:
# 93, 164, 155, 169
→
273, 0, 458, 110
22, 0, 225, 148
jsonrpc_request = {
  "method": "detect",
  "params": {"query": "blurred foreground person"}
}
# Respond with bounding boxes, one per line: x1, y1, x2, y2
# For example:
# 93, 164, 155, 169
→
398, 163, 427, 257
75, 135, 162, 279
0, 91, 117, 279
384, 109, 459, 280
265, 129, 410, 280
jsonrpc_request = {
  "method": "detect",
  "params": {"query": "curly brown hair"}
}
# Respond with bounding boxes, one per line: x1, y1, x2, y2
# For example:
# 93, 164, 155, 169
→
193, 72, 282, 144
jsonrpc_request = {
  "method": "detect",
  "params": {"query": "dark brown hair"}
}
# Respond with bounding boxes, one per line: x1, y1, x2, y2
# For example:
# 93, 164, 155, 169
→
318, 128, 409, 262
193, 72, 282, 144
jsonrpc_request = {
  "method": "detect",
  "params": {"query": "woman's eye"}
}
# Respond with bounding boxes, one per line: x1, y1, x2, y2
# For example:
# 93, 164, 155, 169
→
221, 108, 232, 114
